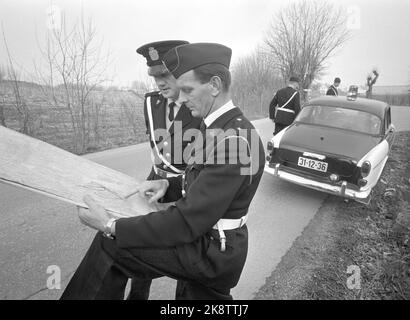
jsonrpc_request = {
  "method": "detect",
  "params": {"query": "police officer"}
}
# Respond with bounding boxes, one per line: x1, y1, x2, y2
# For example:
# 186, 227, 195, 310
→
269, 76, 301, 135
326, 77, 341, 96
60, 43, 265, 300
136, 40, 202, 181
127, 41, 202, 299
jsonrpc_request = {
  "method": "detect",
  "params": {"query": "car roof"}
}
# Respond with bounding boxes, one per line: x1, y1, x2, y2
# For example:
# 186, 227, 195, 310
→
304, 96, 388, 118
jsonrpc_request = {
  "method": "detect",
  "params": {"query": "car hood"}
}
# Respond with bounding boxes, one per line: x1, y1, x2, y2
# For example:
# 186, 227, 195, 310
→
279, 123, 381, 161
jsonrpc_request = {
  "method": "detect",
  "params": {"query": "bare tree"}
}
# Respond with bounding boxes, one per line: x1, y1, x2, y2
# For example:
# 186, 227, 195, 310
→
129, 78, 154, 96
34, 12, 111, 153
117, 80, 149, 139
231, 47, 282, 116
117, 98, 141, 138
265, 0, 350, 100
0, 64, 5, 126
2, 26, 32, 133
0, 64, 5, 82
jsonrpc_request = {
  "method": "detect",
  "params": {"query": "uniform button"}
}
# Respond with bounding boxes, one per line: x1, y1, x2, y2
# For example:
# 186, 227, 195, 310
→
164, 165, 168, 169
237, 118, 242, 121
164, 141, 168, 147
166, 153, 170, 158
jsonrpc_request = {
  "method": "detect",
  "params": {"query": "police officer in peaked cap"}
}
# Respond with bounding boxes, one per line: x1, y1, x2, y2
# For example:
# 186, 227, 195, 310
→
60, 42, 265, 300
136, 40, 202, 182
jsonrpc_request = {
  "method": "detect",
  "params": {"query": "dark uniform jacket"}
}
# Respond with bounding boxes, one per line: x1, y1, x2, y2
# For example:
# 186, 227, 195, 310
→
143, 91, 202, 179
269, 86, 301, 123
326, 85, 338, 96
116, 106, 265, 290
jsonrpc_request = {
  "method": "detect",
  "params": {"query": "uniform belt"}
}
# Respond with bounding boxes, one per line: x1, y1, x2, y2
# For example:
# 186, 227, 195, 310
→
212, 214, 248, 252
154, 166, 181, 178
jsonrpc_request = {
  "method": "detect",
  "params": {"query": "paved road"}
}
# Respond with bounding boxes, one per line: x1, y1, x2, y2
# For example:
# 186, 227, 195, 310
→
1, 106, 409, 300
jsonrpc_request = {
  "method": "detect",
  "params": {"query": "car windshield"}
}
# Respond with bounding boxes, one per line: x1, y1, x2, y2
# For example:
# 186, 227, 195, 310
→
295, 105, 382, 135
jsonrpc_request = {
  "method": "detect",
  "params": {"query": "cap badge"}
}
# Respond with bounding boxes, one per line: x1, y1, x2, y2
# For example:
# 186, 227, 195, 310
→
148, 47, 159, 61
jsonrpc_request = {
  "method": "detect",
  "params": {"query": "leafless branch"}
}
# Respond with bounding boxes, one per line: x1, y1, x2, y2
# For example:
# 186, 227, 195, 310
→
34, 11, 113, 153
264, 0, 351, 99
1, 22, 32, 133
231, 47, 283, 116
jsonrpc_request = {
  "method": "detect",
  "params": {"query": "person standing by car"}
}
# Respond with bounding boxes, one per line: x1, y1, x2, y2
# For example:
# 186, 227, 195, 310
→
326, 77, 341, 96
269, 76, 301, 135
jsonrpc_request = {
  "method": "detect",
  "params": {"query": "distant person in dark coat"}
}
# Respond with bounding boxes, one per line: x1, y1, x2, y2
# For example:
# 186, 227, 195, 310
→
269, 76, 301, 135
326, 77, 341, 96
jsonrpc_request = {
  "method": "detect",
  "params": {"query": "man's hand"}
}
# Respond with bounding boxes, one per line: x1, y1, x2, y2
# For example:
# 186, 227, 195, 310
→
78, 195, 111, 232
137, 179, 169, 204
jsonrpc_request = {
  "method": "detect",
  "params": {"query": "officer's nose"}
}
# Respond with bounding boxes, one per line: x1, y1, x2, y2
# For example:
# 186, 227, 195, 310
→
155, 77, 166, 88
178, 91, 188, 104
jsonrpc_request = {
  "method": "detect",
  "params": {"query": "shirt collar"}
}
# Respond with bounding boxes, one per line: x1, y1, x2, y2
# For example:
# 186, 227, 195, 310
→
204, 100, 236, 127
167, 98, 181, 107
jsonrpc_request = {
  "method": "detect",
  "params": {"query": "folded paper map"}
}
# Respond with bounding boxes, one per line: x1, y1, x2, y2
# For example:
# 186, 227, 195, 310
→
0, 126, 161, 218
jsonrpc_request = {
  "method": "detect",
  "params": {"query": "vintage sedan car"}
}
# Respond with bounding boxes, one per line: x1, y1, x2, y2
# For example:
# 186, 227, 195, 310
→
265, 95, 395, 204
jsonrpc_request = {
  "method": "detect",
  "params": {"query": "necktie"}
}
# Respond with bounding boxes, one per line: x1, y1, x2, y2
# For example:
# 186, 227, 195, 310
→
199, 120, 208, 147
168, 102, 176, 122
199, 119, 206, 134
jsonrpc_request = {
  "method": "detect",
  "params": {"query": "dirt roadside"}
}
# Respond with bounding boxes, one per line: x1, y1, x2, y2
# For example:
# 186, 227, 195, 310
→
255, 132, 410, 300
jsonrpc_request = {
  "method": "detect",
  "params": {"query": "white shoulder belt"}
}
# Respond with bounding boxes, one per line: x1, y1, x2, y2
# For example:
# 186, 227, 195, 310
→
277, 91, 298, 113
146, 96, 183, 174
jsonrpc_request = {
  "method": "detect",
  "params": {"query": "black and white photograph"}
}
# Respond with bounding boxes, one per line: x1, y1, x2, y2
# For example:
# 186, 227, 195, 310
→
0, 0, 409, 305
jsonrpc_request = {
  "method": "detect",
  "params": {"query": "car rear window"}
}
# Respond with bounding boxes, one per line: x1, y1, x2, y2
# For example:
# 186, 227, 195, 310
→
296, 105, 382, 135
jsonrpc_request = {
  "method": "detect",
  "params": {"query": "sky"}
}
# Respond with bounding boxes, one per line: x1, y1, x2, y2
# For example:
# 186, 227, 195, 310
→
1, 0, 410, 89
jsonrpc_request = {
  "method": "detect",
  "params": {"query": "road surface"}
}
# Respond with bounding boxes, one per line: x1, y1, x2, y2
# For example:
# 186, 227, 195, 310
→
1, 106, 409, 299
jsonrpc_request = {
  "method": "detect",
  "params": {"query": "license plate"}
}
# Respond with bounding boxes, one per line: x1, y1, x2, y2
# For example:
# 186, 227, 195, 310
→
297, 157, 328, 172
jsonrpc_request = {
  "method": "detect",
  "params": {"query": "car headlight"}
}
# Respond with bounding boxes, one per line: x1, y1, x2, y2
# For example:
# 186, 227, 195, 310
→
360, 161, 371, 177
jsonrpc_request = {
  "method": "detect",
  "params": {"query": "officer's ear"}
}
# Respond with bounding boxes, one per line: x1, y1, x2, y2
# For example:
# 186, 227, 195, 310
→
209, 76, 222, 97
